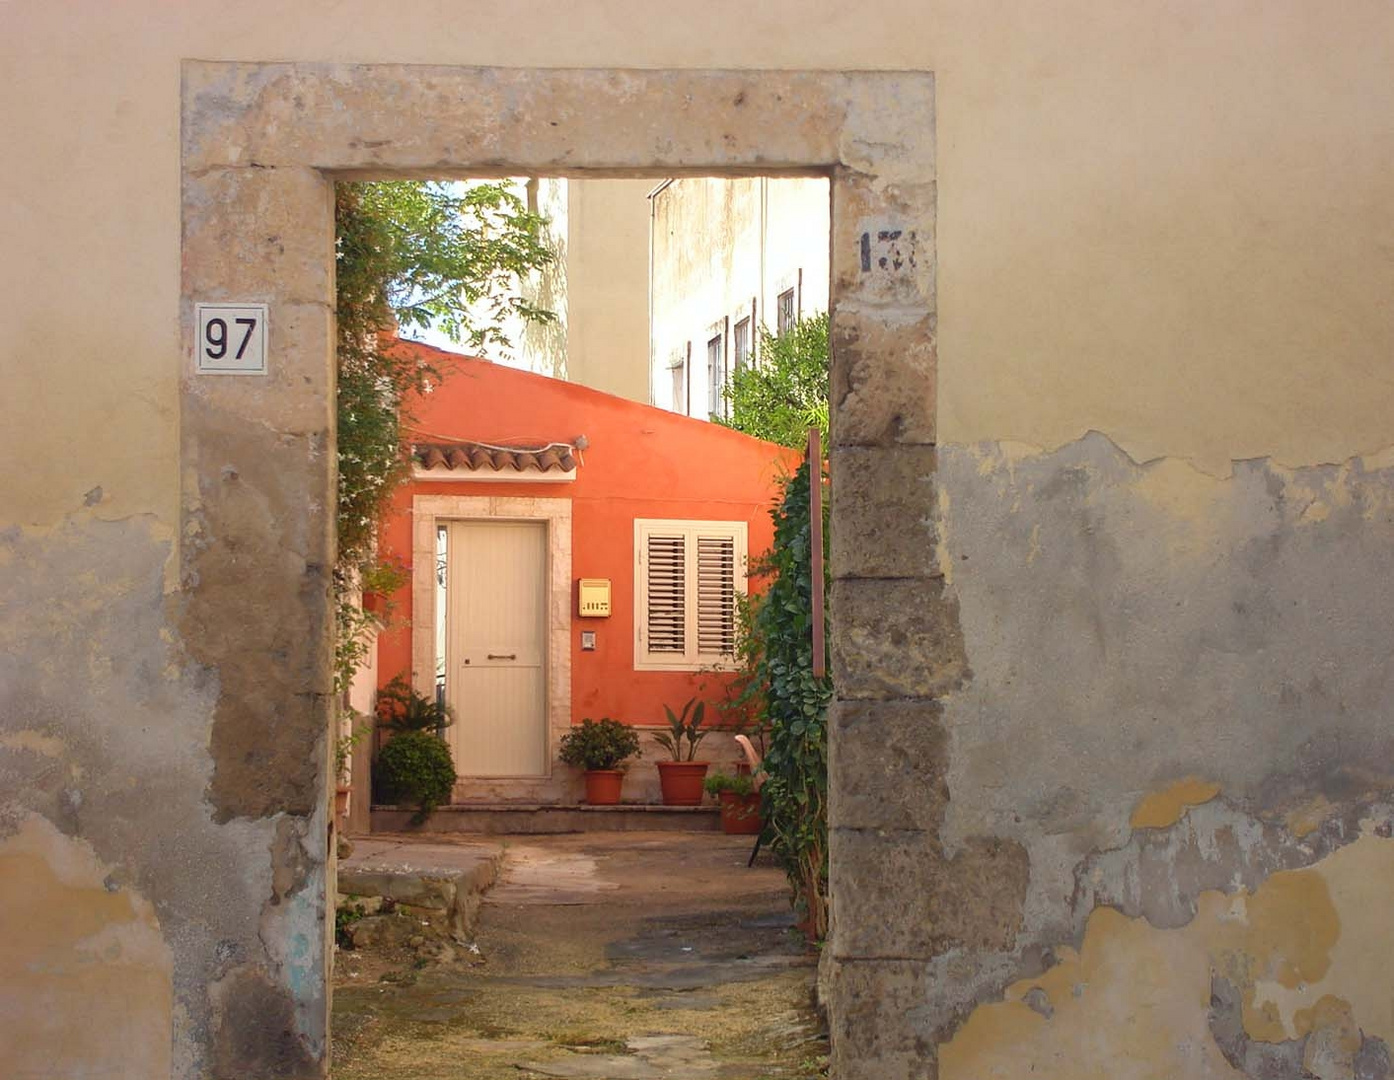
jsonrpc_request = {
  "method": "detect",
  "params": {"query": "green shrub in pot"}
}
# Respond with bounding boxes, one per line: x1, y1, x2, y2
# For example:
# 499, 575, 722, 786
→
559, 718, 642, 771
375, 731, 456, 823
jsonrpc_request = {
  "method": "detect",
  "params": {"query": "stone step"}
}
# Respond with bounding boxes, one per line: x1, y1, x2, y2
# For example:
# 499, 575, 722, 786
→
369, 803, 722, 835
337, 835, 505, 941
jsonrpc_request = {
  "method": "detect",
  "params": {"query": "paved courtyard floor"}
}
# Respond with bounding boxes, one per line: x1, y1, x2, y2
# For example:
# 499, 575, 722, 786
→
331, 831, 826, 1079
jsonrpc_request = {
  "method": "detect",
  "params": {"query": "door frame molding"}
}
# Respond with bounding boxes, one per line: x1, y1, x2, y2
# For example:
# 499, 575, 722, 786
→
412, 494, 573, 800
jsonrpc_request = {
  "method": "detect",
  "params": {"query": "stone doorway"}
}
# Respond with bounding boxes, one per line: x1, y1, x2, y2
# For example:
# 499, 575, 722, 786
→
180, 63, 937, 1076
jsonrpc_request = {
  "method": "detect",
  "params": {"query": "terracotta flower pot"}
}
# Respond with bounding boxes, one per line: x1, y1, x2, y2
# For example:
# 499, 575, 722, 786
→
717, 790, 762, 834
584, 769, 625, 805
656, 760, 709, 805
334, 785, 351, 820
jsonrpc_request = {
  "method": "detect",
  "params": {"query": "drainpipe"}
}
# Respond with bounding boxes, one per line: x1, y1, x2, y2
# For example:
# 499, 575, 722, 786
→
647, 179, 674, 408
759, 176, 768, 352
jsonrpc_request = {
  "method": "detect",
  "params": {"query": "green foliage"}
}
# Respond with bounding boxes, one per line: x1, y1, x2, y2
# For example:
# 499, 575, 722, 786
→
335, 900, 368, 949
703, 771, 756, 797
334, 710, 372, 781
718, 312, 829, 449
333, 561, 406, 699
350, 180, 557, 349
653, 698, 710, 761
375, 675, 455, 734
333, 180, 555, 689
704, 591, 769, 751
746, 460, 832, 938
558, 718, 642, 772
375, 731, 457, 822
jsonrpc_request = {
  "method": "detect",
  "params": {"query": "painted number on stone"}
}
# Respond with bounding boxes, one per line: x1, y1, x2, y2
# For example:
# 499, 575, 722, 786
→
195, 303, 268, 375
859, 229, 918, 274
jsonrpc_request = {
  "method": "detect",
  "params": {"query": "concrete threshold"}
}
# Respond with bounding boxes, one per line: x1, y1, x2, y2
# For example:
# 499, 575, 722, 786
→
370, 803, 722, 835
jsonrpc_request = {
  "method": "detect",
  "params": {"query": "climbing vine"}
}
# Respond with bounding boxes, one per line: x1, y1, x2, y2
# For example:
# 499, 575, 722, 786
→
744, 459, 833, 938
335, 180, 555, 578
333, 180, 555, 688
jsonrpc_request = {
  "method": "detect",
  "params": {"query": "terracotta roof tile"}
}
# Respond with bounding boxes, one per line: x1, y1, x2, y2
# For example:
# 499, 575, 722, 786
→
413, 440, 579, 475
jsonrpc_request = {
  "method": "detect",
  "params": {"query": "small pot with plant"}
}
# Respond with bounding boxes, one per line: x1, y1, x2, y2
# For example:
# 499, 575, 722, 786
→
559, 718, 642, 805
704, 772, 762, 834
653, 698, 711, 806
373, 675, 457, 824
333, 710, 370, 825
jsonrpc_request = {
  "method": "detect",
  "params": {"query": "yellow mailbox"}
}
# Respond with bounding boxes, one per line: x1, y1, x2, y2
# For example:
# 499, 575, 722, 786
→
578, 578, 612, 618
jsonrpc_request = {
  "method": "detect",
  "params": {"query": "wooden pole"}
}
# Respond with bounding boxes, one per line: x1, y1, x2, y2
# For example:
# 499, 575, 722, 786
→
809, 426, 826, 678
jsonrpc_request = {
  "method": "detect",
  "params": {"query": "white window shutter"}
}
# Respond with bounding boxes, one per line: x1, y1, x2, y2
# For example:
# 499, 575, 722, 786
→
644, 532, 687, 656
695, 534, 737, 658
636, 519, 747, 670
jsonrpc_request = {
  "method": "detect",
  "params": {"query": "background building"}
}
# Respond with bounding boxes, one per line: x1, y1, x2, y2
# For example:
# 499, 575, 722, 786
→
649, 176, 830, 419
416, 177, 652, 403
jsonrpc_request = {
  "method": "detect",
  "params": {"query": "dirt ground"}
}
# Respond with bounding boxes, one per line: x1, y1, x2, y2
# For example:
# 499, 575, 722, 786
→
331, 831, 826, 1079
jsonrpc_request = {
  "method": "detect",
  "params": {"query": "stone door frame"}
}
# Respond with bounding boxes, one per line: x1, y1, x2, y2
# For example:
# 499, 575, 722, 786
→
180, 62, 937, 1075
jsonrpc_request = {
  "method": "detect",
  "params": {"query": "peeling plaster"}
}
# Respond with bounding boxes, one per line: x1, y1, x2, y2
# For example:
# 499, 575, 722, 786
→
0, 814, 173, 1078
941, 835, 1394, 1080
832, 432, 1394, 1076
0, 515, 310, 1076
936, 433, 1394, 946
1131, 777, 1224, 829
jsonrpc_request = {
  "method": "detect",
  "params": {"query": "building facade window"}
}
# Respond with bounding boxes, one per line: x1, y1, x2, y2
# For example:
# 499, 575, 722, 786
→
776, 287, 796, 336
669, 346, 689, 415
634, 518, 748, 671
706, 331, 727, 420
733, 316, 751, 370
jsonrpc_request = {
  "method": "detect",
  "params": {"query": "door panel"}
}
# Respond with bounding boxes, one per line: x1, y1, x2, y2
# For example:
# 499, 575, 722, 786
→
446, 520, 548, 777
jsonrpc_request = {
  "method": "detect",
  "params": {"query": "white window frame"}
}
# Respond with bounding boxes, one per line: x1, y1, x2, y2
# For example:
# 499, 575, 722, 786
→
706, 319, 728, 421
669, 344, 690, 415
776, 285, 797, 336
733, 315, 752, 371
634, 518, 748, 671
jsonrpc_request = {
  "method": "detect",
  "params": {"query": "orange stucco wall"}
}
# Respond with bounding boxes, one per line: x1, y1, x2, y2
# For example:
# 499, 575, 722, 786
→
374, 340, 798, 728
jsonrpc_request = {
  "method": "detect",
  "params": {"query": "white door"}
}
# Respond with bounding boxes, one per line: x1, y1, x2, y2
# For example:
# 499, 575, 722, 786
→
446, 520, 548, 777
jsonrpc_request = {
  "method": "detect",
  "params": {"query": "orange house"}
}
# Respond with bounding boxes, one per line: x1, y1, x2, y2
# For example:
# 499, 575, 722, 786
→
372, 340, 798, 805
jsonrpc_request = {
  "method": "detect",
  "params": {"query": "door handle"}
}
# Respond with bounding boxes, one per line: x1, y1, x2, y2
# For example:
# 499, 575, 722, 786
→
487, 653, 517, 661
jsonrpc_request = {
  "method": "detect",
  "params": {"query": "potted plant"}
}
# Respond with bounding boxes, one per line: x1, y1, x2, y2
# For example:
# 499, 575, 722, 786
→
704, 771, 762, 834
653, 698, 711, 805
373, 676, 457, 824
559, 718, 642, 805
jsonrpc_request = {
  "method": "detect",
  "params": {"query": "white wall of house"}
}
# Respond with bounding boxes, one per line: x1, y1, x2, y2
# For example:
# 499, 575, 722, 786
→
649, 177, 831, 419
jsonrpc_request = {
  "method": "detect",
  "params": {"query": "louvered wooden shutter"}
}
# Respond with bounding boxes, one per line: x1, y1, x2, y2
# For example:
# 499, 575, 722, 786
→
636, 520, 747, 670
645, 532, 687, 655
696, 534, 736, 657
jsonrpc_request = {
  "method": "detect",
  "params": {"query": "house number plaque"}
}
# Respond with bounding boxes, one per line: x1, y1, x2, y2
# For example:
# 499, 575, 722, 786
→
195, 303, 268, 375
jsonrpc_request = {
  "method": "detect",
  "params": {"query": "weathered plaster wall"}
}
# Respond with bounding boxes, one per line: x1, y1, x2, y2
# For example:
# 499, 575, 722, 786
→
650, 176, 831, 417
7, 2, 1392, 527
4, 3, 1394, 1079
0, 516, 324, 1076
829, 436, 1394, 1077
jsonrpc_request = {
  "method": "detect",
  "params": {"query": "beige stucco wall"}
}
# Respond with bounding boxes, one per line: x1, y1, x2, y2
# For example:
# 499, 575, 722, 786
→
9, 0, 1389, 530
566, 179, 652, 403
4, 4, 1394, 1079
